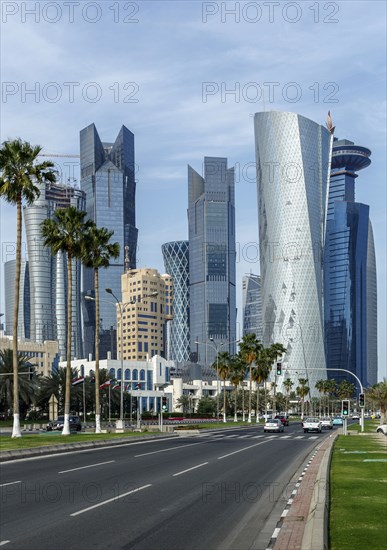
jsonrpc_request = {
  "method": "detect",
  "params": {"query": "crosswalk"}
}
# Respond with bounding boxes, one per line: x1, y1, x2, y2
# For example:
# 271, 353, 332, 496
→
198, 432, 319, 441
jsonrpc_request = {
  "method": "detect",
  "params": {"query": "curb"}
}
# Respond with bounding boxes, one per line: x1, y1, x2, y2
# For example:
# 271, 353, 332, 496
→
301, 432, 338, 550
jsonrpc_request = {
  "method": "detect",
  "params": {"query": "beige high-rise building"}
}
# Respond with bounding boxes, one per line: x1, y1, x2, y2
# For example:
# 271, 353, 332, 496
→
118, 268, 173, 361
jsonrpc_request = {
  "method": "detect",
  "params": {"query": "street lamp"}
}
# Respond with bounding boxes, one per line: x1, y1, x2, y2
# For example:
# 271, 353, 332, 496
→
105, 288, 158, 429
195, 338, 240, 423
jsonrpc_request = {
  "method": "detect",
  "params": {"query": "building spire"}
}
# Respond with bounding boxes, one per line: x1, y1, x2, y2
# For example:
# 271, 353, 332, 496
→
326, 111, 335, 134
124, 245, 130, 273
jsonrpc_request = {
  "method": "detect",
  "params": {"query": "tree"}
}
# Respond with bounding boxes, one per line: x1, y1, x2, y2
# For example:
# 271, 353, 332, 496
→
176, 395, 190, 414
325, 379, 337, 416
214, 351, 231, 422
0, 138, 55, 437
197, 396, 217, 415
315, 379, 327, 417
0, 349, 37, 417
296, 378, 309, 420
41, 206, 92, 435
367, 380, 387, 423
81, 223, 120, 433
238, 333, 263, 423
283, 378, 294, 417
251, 348, 271, 423
337, 380, 356, 401
229, 355, 245, 422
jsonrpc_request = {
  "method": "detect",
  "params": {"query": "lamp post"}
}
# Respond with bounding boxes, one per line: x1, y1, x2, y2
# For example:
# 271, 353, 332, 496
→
86, 289, 157, 430
195, 338, 239, 422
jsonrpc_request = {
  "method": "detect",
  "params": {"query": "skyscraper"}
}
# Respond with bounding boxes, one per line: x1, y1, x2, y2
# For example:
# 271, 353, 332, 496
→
80, 124, 138, 360
188, 157, 236, 366
24, 181, 85, 359
242, 273, 262, 338
4, 259, 30, 339
324, 137, 377, 387
162, 241, 190, 362
254, 111, 332, 393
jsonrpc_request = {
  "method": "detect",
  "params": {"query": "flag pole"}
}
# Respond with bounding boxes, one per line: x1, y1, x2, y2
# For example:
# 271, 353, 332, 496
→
108, 383, 111, 423
83, 380, 86, 425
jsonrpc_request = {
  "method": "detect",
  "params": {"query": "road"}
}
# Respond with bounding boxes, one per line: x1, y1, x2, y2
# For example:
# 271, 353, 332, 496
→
0, 423, 333, 549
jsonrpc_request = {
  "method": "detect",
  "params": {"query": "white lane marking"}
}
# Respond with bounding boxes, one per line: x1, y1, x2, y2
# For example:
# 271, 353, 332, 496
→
0, 481, 21, 487
217, 439, 270, 460
225, 434, 239, 438
70, 484, 152, 517
281, 509, 289, 518
0, 542, 11, 547
135, 440, 208, 458
281, 435, 291, 439
251, 435, 264, 439
172, 462, 208, 477
294, 436, 305, 439
272, 527, 281, 538
309, 436, 318, 439
58, 460, 115, 474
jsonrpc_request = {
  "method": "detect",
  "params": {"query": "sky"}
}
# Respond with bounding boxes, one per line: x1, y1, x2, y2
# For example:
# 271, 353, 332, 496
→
0, 0, 386, 381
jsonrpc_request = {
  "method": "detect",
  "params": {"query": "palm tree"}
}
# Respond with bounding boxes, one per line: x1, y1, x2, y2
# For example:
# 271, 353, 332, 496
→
228, 355, 244, 422
325, 379, 337, 416
41, 206, 92, 435
0, 138, 55, 437
297, 378, 309, 420
252, 348, 271, 423
315, 379, 327, 417
81, 223, 120, 433
238, 333, 263, 423
337, 380, 356, 400
283, 377, 294, 417
0, 349, 37, 416
216, 351, 231, 422
367, 380, 387, 423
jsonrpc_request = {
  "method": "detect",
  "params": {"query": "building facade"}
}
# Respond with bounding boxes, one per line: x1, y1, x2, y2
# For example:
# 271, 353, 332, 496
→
254, 111, 332, 394
4, 259, 30, 339
242, 273, 262, 339
324, 138, 377, 387
188, 157, 237, 367
118, 268, 173, 361
0, 335, 59, 377
23, 181, 85, 360
162, 241, 190, 362
80, 124, 138, 360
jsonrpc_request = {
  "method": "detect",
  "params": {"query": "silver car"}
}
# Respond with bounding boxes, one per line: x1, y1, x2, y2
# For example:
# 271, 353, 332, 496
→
264, 418, 284, 433
302, 417, 322, 433
321, 417, 333, 429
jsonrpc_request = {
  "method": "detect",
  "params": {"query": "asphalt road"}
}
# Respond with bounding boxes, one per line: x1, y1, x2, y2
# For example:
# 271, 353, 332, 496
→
0, 423, 334, 550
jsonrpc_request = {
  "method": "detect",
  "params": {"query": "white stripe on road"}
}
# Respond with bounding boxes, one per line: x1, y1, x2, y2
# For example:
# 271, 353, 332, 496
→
59, 460, 115, 474
281, 509, 289, 518
70, 484, 152, 517
272, 527, 281, 538
217, 439, 271, 460
251, 435, 264, 439
0, 481, 21, 487
309, 436, 318, 439
172, 462, 208, 477
225, 434, 239, 438
294, 436, 305, 439
281, 435, 292, 439
0, 542, 10, 547
135, 440, 208, 458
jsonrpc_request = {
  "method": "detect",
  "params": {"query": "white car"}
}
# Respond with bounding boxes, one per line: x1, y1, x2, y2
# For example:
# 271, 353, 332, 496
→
321, 417, 333, 429
264, 418, 284, 433
376, 424, 387, 435
302, 417, 322, 433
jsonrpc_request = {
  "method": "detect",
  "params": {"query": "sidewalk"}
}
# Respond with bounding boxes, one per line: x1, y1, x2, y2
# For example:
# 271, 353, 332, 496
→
268, 432, 337, 550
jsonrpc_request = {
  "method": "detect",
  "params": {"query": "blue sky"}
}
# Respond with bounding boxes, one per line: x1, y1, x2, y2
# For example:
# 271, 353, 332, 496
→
0, 1, 386, 380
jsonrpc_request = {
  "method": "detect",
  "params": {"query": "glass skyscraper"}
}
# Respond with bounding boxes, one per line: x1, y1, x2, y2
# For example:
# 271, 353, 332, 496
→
24, 181, 85, 359
162, 241, 190, 362
324, 138, 377, 387
80, 123, 138, 360
254, 111, 332, 394
242, 273, 262, 338
188, 157, 237, 367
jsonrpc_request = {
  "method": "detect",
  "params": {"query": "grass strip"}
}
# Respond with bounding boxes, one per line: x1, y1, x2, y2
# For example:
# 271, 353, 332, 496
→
329, 434, 387, 550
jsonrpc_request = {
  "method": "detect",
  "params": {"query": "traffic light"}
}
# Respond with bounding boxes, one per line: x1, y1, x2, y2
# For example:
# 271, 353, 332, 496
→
359, 393, 365, 408
342, 399, 350, 416
276, 363, 282, 376
162, 396, 168, 411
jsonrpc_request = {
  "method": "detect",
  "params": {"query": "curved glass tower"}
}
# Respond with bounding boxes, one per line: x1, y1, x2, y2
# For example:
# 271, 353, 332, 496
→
4, 259, 30, 339
24, 181, 85, 359
324, 138, 377, 387
162, 241, 190, 362
254, 111, 332, 394
242, 274, 262, 338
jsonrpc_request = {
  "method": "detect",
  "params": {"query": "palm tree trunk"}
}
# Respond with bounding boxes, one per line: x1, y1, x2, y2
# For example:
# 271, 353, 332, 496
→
234, 386, 238, 422
94, 268, 101, 433
248, 363, 252, 422
256, 386, 260, 423
242, 384, 245, 421
63, 253, 73, 435
11, 198, 22, 438
223, 379, 227, 423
